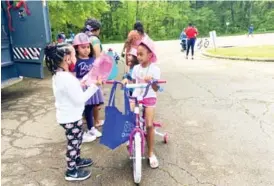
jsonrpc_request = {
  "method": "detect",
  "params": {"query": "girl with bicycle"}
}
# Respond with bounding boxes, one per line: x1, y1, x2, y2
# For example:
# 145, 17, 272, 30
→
125, 36, 161, 168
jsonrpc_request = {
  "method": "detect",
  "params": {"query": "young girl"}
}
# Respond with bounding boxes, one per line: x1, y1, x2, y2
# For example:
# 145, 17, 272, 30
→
122, 48, 139, 96
44, 43, 102, 181
73, 33, 103, 143
131, 36, 161, 168
84, 18, 105, 127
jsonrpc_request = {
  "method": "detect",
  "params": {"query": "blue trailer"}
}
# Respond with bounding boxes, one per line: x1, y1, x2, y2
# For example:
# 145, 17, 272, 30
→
1, 0, 51, 88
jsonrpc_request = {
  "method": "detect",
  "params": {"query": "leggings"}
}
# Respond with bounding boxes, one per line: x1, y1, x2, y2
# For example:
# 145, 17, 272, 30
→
186, 38, 196, 56
84, 105, 94, 130
60, 120, 83, 171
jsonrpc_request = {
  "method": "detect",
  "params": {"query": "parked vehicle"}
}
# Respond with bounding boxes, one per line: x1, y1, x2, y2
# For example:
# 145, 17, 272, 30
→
1, 0, 51, 89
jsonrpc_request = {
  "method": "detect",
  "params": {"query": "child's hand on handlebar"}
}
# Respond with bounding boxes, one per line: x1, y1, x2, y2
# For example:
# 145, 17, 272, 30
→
121, 78, 129, 85
144, 76, 153, 83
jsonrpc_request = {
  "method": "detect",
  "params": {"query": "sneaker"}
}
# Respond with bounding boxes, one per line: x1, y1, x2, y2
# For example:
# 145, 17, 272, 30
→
65, 169, 91, 181
89, 127, 102, 138
186, 56, 188, 59
82, 132, 96, 143
191, 56, 194, 60
76, 158, 94, 168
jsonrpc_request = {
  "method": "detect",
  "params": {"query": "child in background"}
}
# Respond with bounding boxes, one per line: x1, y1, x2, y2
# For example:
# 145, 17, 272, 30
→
73, 33, 103, 143
44, 43, 102, 181
122, 48, 139, 96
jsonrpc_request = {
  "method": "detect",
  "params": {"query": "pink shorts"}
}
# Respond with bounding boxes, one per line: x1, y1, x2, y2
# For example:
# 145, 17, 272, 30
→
130, 97, 157, 107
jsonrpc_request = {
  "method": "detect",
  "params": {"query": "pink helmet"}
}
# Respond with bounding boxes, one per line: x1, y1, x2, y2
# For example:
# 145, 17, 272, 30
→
73, 33, 90, 46
83, 53, 113, 85
128, 48, 137, 57
139, 35, 157, 63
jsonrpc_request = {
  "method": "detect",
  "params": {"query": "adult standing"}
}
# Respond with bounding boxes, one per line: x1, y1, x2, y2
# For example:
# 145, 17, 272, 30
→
83, 18, 105, 128
122, 21, 146, 72
185, 23, 198, 59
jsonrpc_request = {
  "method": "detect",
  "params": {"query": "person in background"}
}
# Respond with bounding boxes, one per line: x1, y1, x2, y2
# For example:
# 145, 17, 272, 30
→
184, 23, 198, 60
69, 31, 75, 40
180, 29, 187, 51
248, 24, 254, 37
122, 21, 146, 73
57, 32, 66, 43
121, 48, 139, 96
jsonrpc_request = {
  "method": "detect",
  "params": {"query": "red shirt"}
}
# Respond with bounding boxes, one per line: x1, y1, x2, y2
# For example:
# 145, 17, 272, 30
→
185, 27, 198, 39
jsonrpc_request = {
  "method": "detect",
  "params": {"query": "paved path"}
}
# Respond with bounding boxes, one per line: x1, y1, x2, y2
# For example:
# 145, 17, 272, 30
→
2, 34, 274, 186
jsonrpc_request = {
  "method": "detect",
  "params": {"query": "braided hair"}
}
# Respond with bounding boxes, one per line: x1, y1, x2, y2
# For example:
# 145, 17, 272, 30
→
44, 43, 72, 75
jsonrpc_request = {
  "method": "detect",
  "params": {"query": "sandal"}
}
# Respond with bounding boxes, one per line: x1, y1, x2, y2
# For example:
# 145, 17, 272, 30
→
95, 120, 104, 127
148, 154, 159, 169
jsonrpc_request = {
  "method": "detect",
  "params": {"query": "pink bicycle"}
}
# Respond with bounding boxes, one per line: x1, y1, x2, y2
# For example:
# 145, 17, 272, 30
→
106, 80, 168, 184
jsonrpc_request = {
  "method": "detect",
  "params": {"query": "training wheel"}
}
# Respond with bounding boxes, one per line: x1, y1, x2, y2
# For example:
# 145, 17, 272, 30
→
163, 134, 168, 144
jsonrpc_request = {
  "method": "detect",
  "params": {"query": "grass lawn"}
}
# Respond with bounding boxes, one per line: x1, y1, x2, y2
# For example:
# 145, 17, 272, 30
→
207, 45, 274, 58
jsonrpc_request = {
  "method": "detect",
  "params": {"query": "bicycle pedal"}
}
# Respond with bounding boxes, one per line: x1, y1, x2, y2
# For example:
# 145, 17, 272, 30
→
153, 122, 162, 127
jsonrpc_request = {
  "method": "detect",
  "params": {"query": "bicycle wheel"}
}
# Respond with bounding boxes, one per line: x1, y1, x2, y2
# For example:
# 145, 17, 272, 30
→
204, 39, 209, 48
197, 40, 202, 49
132, 133, 142, 184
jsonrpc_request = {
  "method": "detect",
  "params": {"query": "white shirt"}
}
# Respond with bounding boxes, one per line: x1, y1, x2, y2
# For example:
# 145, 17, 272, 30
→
52, 71, 98, 124
131, 64, 161, 98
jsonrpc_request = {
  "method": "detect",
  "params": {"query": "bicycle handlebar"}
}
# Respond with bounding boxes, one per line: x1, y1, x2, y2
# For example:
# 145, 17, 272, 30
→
105, 80, 166, 98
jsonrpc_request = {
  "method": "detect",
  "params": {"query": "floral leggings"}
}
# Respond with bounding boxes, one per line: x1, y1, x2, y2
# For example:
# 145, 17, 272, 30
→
60, 120, 83, 171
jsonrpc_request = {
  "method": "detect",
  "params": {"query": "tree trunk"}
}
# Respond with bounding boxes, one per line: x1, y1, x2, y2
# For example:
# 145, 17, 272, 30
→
248, 1, 253, 25
136, 0, 139, 21
230, 1, 235, 24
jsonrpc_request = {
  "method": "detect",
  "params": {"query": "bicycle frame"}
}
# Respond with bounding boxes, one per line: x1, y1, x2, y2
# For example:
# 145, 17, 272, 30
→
105, 79, 167, 184
105, 80, 166, 156
125, 80, 166, 156
128, 101, 146, 156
